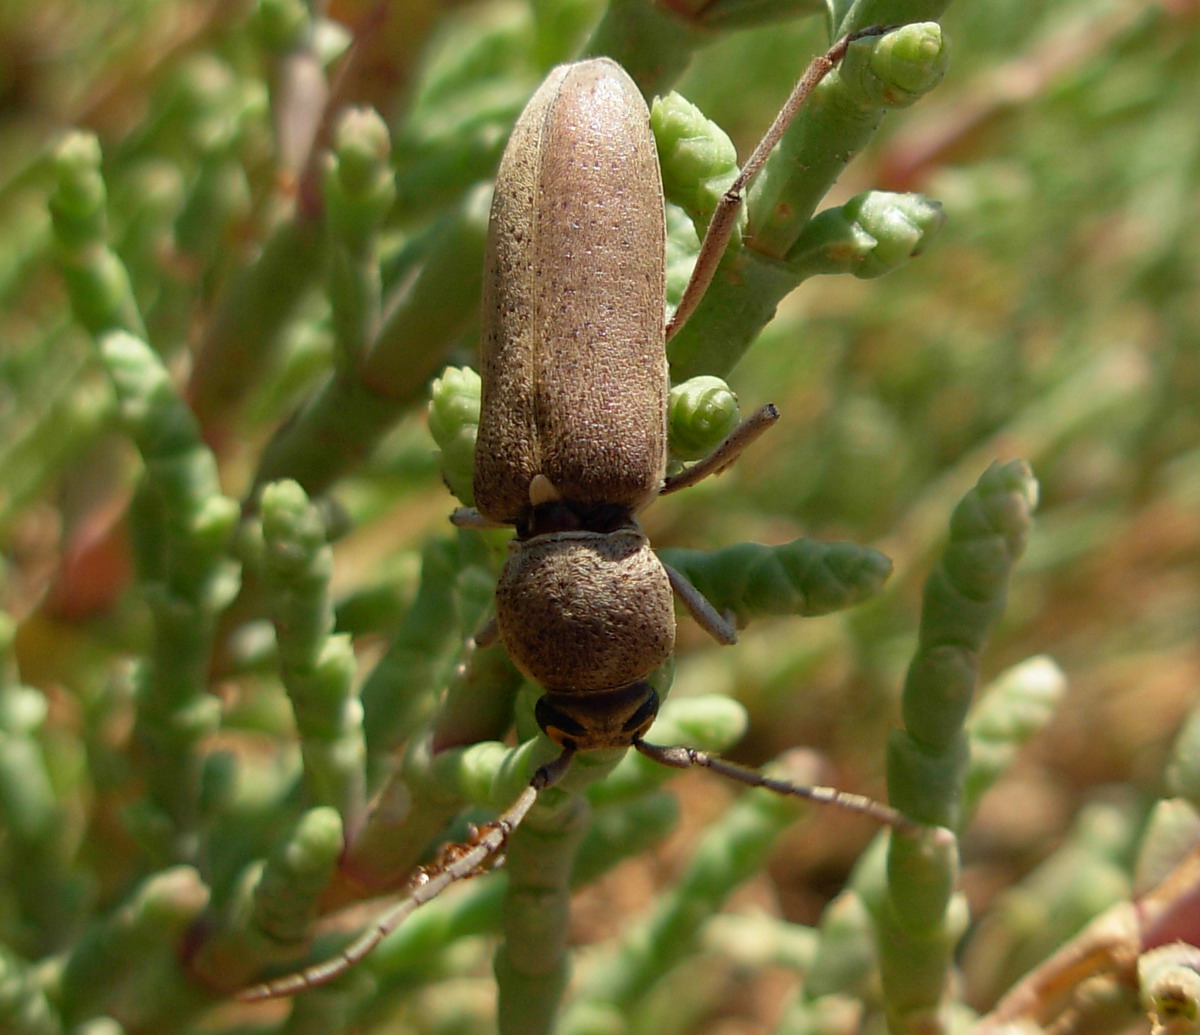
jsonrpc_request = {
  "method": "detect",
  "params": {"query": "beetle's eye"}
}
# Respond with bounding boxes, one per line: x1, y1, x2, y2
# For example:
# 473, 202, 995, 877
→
621, 689, 659, 739
535, 695, 588, 745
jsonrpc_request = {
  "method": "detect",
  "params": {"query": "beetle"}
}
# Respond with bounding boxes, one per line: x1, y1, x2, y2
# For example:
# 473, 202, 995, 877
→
457, 31, 912, 791
465, 54, 765, 762
239, 25, 925, 1002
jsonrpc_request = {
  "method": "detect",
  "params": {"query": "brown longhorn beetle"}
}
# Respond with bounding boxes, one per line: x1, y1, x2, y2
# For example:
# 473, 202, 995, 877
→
239, 24, 940, 1002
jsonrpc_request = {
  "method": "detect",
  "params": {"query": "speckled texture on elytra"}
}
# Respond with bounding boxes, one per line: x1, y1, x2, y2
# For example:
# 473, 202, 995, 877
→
474, 58, 667, 523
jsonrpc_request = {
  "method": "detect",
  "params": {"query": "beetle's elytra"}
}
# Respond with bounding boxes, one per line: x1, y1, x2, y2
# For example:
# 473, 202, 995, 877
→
476, 59, 667, 524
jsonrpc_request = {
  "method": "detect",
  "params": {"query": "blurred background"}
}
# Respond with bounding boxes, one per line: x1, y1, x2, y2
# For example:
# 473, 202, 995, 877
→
1, 0, 1198, 1030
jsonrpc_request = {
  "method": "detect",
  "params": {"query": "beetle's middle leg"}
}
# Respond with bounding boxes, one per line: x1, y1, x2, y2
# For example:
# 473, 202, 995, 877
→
665, 563, 738, 645
450, 507, 509, 529
661, 403, 779, 496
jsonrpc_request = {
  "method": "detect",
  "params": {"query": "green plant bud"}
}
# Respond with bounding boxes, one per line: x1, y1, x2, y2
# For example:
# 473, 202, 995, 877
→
173, 55, 242, 154
325, 108, 396, 257
190, 492, 241, 558
1167, 704, 1200, 809
254, 0, 310, 52
953, 460, 1039, 552
585, 692, 747, 808
804, 891, 877, 997
331, 107, 393, 200
651, 91, 740, 236
51, 149, 145, 337
659, 538, 892, 625
261, 480, 328, 576
429, 366, 482, 507
49, 132, 106, 247
161, 693, 223, 745
914, 461, 1037, 658
0, 946, 62, 1035
869, 22, 949, 106
312, 16, 353, 68
59, 867, 210, 1020
842, 191, 945, 274
450, 739, 536, 811
1135, 799, 1200, 895
303, 638, 360, 720
99, 333, 199, 454
965, 656, 1065, 812
840, 23, 948, 109
668, 375, 740, 461
0, 682, 46, 736
1138, 943, 1200, 1033
647, 692, 748, 754
788, 191, 944, 278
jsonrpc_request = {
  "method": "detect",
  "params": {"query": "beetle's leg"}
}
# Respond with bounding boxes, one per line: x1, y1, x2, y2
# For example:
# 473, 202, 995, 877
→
661, 403, 779, 496
473, 614, 500, 649
450, 507, 509, 529
665, 25, 893, 340
237, 781, 542, 1001
236, 745, 577, 1002
664, 563, 737, 645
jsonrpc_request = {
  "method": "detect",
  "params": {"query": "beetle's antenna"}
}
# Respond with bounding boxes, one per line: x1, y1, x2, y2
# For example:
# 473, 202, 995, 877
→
635, 739, 931, 839
237, 745, 576, 1002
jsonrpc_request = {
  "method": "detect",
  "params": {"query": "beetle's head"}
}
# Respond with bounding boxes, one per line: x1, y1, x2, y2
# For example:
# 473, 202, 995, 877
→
535, 681, 659, 751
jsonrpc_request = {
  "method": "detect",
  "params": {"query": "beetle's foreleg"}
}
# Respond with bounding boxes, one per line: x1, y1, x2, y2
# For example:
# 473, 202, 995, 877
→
235, 745, 577, 1003
236, 782, 542, 1001
665, 25, 894, 340
473, 614, 500, 649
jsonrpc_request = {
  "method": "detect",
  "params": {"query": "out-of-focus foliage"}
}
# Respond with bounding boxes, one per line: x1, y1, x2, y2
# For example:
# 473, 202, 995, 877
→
1, 0, 1198, 1032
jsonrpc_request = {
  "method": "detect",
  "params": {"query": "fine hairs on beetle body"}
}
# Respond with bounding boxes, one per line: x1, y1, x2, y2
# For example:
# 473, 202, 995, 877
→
240, 25, 942, 1002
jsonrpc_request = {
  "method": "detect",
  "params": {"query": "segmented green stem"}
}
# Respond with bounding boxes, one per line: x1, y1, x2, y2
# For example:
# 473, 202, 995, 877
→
880, 460, 1038, 1033
260, 480, 367, 822
98, 332, 241, 860
659, 538, 893, 625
